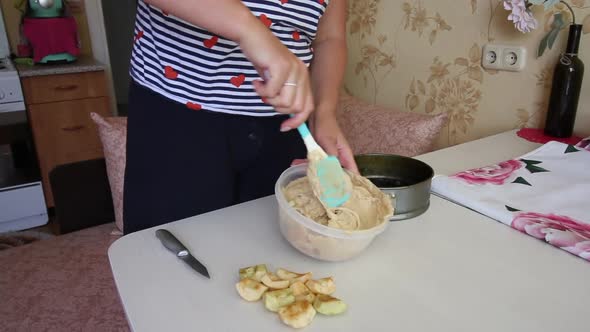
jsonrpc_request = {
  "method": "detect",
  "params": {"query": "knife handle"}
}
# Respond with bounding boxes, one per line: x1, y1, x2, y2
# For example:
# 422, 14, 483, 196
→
156, 229, 188, 256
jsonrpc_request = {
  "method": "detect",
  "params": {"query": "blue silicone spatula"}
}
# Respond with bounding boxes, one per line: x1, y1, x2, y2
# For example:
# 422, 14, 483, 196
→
261, 70, 351, 207
292, 117, 351, 208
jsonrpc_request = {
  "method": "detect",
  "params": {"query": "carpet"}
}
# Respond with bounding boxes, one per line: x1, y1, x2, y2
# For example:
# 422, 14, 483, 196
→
0, 230, 55, 251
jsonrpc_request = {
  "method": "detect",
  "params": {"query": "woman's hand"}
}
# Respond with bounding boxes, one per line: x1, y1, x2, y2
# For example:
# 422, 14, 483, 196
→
237, 28, 314, 132
292, 112, 358, 174
290, 1, 354, 172
313, 114, 358, 174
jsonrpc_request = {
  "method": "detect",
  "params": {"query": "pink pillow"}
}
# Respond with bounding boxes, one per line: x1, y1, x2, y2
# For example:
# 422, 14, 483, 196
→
337, 93, 447, 157
91, 113, 127, 234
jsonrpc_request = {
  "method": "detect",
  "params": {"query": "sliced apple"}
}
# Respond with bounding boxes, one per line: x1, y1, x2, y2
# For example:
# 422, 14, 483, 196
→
295, 292, 315, 304
313, 294, 347, 315
291, 272, 312, 285
263, 288, 295, 312
278, 301, 317, 329
289, 281, 308, 295
236, 278, 268, 302
305, 277, 336, 295
253, 264, 268, 282
239, 264, 268, 281
290, 281, 315, 303
276, 268, 312, 285
261, 272, 290, 289
239, 266, 255, 280
276, 268, 299, 280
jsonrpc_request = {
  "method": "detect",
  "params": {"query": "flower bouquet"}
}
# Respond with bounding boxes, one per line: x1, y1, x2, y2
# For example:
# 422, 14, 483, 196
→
503, 0, 583, 56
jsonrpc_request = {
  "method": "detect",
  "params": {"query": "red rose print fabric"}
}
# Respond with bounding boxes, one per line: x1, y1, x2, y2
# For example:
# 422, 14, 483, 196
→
432, 140, 590, 262
575, 137, 590, 152
452, 160, 524, 185
511, 212, 590, 260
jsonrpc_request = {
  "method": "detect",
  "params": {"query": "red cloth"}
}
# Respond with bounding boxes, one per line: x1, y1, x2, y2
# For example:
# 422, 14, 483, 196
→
23, 17, 80, 63
517, 128, 583, 145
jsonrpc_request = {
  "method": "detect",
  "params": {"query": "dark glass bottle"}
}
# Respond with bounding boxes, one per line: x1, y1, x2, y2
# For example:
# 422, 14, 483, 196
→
544, 24, 585, 138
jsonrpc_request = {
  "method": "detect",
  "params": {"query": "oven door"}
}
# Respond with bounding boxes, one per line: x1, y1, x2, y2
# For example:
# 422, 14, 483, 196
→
0, 108, 48, 232
0, 109, 41, 187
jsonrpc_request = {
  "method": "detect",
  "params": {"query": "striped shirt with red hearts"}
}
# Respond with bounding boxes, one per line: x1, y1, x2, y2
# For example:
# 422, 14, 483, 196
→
130, 0, 329, 116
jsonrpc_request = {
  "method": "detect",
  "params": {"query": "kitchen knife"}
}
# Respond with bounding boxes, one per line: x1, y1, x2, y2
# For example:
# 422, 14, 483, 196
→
155, 229, 210, 279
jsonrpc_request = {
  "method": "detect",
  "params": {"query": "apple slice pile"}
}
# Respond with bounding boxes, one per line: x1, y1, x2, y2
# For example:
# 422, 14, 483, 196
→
235, 264, 347, 329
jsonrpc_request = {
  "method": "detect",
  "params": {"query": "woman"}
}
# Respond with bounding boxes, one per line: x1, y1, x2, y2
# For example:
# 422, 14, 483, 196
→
123, 0, 357, 234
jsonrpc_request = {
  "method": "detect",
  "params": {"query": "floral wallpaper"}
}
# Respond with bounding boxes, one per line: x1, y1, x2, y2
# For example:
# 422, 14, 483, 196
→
345, 0, 590, 148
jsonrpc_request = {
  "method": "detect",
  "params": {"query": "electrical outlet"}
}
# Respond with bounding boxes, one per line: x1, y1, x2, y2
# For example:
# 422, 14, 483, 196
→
502, 46, 526, 71
482, 44, 502, 70
482, 44, 527, 71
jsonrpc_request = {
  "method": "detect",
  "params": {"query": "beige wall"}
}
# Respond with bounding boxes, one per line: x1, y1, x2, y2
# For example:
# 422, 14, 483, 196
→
344, 0, 590, 148
0, 0, 92, 56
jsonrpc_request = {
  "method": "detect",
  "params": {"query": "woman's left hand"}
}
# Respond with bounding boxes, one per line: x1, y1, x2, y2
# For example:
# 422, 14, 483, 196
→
292, 113, 359, 174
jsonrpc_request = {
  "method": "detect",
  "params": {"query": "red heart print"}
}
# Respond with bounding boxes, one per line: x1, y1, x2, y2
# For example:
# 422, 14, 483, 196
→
204, 36, 218, 49
281, 0, 288, 4
318, 0, 324, 4
292, 31, 300, 41
230, 74, 246, 87
186, 102, 202, 111
164, 66, 178, 79
134, 30, 144, 43
260, 14, 272, 28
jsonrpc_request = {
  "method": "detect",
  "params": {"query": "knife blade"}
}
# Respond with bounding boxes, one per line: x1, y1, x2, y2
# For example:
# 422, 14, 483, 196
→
155, 229, 210, 279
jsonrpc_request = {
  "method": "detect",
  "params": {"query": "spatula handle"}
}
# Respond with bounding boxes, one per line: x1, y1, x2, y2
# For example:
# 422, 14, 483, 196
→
296, 121, 312, 138
290, 115, 327, 157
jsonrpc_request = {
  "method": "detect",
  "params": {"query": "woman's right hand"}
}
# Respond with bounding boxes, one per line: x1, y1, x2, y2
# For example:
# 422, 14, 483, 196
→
237, 25, 314, 132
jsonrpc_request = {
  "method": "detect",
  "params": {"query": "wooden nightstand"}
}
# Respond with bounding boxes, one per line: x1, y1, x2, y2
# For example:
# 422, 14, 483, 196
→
20, 67, 112, 207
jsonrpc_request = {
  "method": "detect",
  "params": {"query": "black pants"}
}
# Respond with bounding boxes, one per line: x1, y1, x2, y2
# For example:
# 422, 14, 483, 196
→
122, 82, 305, 234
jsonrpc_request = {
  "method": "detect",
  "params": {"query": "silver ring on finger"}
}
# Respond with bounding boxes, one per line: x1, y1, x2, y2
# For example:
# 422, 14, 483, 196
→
283, 82, 297, 87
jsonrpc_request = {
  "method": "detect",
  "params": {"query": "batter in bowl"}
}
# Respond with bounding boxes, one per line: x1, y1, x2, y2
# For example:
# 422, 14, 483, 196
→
283, 160, 393, 231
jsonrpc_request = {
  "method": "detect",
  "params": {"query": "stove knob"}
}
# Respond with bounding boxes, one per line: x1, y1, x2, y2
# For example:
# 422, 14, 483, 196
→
0, 91, 5, 100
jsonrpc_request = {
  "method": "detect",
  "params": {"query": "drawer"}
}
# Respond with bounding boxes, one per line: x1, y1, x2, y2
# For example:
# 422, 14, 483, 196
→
27, 97, 111, 206
21, 71, 108, 104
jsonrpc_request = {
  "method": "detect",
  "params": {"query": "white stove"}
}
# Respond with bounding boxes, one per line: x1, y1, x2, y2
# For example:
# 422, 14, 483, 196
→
0, 4, 24, 113
0, 57, 26, 113
0, 7, 48, 233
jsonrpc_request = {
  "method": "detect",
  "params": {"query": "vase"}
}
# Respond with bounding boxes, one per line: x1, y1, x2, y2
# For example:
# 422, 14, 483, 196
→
544, 24, 585, 138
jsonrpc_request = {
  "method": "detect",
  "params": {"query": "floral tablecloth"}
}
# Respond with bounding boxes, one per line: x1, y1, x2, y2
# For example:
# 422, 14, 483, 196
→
431, 137, 590, 261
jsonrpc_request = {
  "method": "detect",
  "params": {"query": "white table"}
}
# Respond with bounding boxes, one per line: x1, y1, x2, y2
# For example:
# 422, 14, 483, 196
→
109, 130, 590, 332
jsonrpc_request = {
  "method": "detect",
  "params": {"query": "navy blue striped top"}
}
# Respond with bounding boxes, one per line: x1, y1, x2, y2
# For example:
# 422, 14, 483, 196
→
129, 0, 330, 116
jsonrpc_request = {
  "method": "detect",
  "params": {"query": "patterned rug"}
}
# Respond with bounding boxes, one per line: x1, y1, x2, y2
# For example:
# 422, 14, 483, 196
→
0, 231, 55, 251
